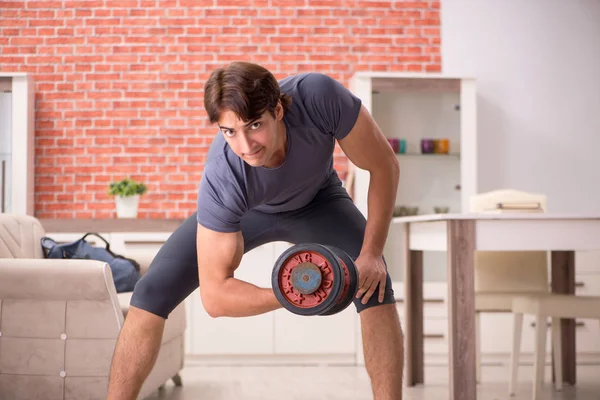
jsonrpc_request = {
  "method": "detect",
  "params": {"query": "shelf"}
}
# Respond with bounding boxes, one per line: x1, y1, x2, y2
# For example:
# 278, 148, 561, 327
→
395, 152, 460, 159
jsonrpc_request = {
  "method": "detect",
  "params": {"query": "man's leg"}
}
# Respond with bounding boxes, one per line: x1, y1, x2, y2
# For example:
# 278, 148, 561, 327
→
107, 307, 166, 399
107, 213, 200, 399
355, 252, 403, 399
360, 299, 404, 399
277, 185, 404, 399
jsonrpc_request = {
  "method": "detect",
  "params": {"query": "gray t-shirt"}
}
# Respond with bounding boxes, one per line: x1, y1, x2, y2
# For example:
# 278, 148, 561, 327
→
196, 72, 362, 233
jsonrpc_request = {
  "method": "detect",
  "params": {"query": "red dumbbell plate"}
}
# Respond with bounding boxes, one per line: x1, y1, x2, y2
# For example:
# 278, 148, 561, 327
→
272, 244, 343, 316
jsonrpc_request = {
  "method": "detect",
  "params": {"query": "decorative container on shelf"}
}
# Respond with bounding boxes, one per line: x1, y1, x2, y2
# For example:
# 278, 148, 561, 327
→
387, 138, 406, 154
387, 138, 399, 153
420, 139, 434, 154
108, 178, 147, 218
115, 195, 141, 218
393, 205, 419, 217
421, 138, 450, 154
434, 139, 449, 154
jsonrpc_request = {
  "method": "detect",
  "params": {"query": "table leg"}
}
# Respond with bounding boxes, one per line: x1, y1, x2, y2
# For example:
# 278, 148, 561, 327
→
404, 222, 423, 385
551, 251, 576, 385
447, 220, 477, 400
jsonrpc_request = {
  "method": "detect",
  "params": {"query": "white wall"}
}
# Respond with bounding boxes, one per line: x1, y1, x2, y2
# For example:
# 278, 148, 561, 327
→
442, 0, 600, 213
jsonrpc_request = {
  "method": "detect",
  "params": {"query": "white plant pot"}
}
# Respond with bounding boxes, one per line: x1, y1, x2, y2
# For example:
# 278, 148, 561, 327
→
115, 195, 140, 218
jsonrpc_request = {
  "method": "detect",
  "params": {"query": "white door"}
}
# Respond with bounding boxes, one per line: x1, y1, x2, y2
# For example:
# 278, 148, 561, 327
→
0, 91, 12, 213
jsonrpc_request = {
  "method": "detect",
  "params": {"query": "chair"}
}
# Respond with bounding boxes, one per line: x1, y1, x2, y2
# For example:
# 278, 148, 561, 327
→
470, 189, 550, 384
0, 213, 187, 400
510, 293, 600, 399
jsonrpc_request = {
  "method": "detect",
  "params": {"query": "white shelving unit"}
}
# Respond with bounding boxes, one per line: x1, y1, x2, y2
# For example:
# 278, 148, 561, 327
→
350, 72, 477, 217
349, 72, 477, 365
349, 72, 477, 283
0, 73, 35, 215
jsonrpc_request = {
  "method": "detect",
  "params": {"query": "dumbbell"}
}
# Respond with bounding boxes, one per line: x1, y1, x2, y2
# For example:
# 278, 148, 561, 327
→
271, 243, 359, 316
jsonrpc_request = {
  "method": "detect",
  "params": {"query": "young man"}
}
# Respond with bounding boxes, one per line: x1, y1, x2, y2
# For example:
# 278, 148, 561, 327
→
107, 62, 403, 399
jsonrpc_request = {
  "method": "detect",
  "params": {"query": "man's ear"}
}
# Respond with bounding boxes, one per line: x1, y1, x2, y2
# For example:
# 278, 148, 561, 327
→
274, 101, 284, 121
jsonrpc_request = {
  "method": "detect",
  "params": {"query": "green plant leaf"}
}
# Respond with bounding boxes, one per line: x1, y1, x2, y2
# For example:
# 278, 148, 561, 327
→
108, 178, 147, 197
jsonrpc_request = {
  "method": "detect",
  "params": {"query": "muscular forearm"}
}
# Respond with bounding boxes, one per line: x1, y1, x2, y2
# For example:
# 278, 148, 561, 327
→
361, 162, 400, 257
204, 277, 282, 318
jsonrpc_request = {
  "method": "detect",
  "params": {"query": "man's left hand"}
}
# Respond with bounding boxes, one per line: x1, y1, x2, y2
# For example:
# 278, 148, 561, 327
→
354, 252, 387, 305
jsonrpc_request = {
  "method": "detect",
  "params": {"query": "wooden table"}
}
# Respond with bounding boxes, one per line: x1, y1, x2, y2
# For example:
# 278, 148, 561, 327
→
394, 213, 600, 400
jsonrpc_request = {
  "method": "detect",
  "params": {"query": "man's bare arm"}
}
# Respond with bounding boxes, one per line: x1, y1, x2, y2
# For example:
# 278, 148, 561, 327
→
197, 223, 282, 318
338, 105, 400, 258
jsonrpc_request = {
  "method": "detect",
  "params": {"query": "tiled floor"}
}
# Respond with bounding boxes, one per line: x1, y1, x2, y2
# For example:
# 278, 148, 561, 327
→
146, 362, 600, 400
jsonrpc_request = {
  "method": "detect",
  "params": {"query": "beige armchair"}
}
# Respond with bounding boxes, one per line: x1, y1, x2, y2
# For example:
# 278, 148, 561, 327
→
0, 213, 186, 400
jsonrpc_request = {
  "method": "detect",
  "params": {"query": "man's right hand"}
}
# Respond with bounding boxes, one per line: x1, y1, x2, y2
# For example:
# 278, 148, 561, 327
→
196, 223, 282, 318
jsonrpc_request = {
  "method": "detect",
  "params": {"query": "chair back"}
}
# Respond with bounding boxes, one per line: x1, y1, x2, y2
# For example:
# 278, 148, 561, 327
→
471, 190, 549, 294
0, 213, 45, 259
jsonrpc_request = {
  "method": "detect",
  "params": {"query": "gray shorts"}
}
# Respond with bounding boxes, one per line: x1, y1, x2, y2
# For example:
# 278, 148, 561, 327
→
130, 184, 396, 319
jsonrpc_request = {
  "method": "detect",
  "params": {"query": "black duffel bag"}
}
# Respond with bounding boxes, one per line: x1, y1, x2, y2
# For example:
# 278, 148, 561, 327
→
40, 233, 141, 293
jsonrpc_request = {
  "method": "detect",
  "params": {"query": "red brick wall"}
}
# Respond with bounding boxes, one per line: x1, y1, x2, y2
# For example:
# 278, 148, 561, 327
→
0, 1, 441, 219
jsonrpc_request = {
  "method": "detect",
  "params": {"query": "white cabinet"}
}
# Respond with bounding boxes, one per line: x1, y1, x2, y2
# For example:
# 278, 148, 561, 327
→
190, 241, 356, 358
110, 233, 279, 356
190, 242, 276, 356
270, 241, 356, 356
349, 72, 477, 284
108, 232, 171, 268
349, 72, 477, 218
0, 73, 35, 215
44, 229, 600, 364
191, 296, 275, 355
48, 230, 600, 364
349, 72, 478, 365
273, 307, 355, 355
573, 255, 600, 355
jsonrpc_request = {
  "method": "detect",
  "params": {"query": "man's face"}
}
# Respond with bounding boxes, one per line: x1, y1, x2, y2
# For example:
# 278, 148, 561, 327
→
217, 103, 285, 168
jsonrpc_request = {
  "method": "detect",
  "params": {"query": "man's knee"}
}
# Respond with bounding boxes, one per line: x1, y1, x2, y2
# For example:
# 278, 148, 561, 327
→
125, 304, 167, 328
354, 292, 396, 314
130, 273, 175, 320
129, 249, 198, 319
354, 273, 396, 313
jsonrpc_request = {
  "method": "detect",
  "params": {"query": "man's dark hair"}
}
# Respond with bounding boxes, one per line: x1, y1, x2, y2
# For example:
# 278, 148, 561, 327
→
203, 61, 293, 124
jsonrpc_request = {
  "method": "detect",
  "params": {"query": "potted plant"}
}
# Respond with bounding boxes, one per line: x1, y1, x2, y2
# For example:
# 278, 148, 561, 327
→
108, 178, 147, 218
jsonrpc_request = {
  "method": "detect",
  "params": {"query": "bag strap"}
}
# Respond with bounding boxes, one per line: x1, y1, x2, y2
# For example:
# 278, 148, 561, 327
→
81, 233, 140, 272
40, 236, 57, 258
80, 232, 110, 250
